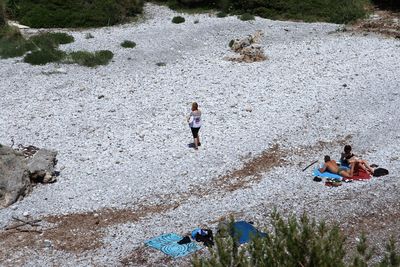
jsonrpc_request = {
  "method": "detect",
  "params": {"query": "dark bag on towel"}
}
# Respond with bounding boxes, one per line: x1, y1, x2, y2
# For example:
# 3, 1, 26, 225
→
373, 168, 389, 177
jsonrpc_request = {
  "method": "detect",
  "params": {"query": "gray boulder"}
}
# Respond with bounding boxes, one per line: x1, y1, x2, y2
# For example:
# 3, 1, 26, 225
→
0, 144, 58, 208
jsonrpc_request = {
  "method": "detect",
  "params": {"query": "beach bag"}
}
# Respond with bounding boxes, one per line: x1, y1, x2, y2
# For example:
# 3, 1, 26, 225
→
373, 168, 389, 177
191, 228, 214, 247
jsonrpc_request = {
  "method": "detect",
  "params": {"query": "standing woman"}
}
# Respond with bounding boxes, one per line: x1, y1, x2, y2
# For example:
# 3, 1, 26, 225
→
187, 102, 202, 150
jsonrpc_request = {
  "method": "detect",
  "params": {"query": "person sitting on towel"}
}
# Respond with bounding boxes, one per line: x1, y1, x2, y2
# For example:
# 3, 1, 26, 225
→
340, 145, 374, 174
319, 155, 354, 177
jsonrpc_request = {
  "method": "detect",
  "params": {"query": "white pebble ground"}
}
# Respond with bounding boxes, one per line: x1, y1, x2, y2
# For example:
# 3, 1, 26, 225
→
0, 3, 399, 266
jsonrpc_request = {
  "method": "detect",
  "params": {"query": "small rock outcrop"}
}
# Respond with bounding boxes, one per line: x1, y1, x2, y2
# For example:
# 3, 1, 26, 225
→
227, 30, 267, 63
0, 144, 58, 208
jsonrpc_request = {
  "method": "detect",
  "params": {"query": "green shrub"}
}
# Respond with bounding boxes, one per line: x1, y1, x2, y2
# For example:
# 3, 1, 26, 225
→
0, 25, 30, 58
7, 0, 144, 28
29, 32, 74, 50
154, 0, 370, 24
43, 32, 74, 45
121, 40, 136, 48
239, 13, 255, 21
192, 212, 400, 267
23, 49, 65, 65
172, 15, 185, 23
68, 50, 113, 67
216, 11, 227, 17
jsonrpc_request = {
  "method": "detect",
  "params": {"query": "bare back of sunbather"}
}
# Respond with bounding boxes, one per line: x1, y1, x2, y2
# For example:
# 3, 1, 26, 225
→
320, 156, 355, 178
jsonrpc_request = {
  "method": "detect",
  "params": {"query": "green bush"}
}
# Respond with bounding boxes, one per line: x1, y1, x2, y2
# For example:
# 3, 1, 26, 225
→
1, 31, 74, 62
23, 48, 65, 65
6, 0, 144, 28
192, 212, 400, 267
155, 0, 370, 24
121, 40, 136, 48
239, 13, 255, 21
172, 15, 185, 23
216, 11, 227, 17
68, 50, 113, 67
0, 25, 30, 58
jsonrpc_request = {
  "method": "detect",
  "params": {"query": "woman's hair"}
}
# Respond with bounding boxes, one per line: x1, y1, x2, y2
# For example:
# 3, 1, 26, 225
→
344, 145, 352, 153
192, 102, 198, 111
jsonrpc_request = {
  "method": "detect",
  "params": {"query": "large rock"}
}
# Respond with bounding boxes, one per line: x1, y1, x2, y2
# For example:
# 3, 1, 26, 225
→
27, 149, 58, 183
0, 145, 31, 208
0, 144, 58, 208
227, 30, 267, 63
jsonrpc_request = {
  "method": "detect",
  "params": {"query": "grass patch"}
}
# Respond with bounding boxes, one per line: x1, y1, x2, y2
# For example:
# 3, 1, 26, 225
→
24, 49, 65, 65
68, 50, 113, 67
6, 0, 144, 28
1, 26, 113, 67
1, 28, 75, 59
239, 13, 255, 21
172, 16, 185, 23
121, 40, 136, 48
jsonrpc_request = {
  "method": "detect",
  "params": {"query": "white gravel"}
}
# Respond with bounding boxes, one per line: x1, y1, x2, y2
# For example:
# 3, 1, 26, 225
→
0, 3, 399, 266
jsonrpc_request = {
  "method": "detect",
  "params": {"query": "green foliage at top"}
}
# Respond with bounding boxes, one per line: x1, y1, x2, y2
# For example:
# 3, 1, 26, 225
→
239, 13, 255, 21
371, 0, 400, 11
192, 211, 400, 267
6, 0, 144, 28
216, 11, 227, 17
121, 40, 136, 48
0, 0, 6, 27
154, 0, 370, 24
172, 15, 185, 23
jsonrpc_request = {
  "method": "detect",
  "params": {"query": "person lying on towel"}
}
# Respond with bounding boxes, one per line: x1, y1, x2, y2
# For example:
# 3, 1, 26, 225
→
319, 155, 355, 178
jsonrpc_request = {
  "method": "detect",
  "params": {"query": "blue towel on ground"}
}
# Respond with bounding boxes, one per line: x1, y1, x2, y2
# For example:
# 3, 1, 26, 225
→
313, 168, 342, 180
145, 233, 202, 258
232, 221, 267, 244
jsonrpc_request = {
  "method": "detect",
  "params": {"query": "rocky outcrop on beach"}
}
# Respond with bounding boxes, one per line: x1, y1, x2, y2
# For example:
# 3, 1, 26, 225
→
0, 145, 58, 208
228, 30, 267, 62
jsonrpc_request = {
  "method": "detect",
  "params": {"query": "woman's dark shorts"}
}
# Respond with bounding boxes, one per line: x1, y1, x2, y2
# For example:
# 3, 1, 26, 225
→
191, 127, 200, 138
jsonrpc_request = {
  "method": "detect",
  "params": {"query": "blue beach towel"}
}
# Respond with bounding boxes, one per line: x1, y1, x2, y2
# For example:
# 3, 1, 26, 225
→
313, 168, 342, 180
145, 233, 202, 258
232, 221, 267, 244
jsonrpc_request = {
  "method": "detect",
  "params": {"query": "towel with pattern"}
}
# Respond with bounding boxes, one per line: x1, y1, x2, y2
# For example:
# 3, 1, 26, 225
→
145, 233, 202, 258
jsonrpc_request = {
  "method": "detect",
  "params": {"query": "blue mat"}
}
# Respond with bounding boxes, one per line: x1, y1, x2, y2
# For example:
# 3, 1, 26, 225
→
313, 168, 342, 180
232, 221, 267, 244
145, 233, 202, 258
